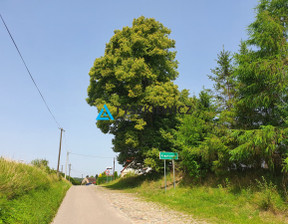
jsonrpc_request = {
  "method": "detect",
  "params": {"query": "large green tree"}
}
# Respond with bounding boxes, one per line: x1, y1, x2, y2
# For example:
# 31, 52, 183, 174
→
87, 17, 181, 168
235, 0, 288, 129
170, 90, 232, 177
231, 0, 288, 171
171, 0, 288, 176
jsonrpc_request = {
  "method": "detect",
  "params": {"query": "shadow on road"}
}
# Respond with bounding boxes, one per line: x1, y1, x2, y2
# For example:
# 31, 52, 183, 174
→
103, 172, 162, 190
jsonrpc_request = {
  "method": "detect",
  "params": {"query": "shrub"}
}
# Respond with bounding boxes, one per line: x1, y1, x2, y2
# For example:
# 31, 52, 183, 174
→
255, 176, 278, 211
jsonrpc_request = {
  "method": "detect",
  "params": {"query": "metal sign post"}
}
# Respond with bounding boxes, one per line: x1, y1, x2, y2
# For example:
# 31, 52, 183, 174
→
159, 152, 178, 192
172, 159, 175, 189
106, 167, 112, 183
164, 159, 166, 192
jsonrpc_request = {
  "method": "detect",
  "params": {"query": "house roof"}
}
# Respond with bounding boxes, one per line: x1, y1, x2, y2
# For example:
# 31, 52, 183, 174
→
121, 159, 135, 173
87, 177, 96, 182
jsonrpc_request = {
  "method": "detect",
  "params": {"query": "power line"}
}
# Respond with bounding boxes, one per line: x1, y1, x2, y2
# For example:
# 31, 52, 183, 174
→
0, 13, 61, 128
63, 131, 69, 152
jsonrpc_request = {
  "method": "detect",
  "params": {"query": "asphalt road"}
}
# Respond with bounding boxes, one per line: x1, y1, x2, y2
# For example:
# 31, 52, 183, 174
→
52, 185, 131, 224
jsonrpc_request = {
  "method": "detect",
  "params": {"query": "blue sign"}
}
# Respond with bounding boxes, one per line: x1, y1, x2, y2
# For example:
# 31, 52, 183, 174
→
96, 104, 114, 121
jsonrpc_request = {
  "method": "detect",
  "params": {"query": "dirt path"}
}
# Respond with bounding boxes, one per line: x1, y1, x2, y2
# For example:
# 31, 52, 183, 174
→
52, 185, 208, 224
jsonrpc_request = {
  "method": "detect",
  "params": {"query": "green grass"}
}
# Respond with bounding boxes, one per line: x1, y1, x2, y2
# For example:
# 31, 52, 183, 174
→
104, 173, 288, 224
0, 158, 71, 224
0, 158, 52, 199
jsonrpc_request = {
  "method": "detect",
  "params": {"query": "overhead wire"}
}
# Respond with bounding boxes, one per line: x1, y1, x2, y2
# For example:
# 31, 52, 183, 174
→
63, 131, 69, 153
0, 13, 61, 128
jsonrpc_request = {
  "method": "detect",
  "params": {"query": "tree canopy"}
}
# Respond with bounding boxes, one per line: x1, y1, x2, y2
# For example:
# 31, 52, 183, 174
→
167, 0, 288, 176
87, 16, 181, 168
87, 0, 288, 176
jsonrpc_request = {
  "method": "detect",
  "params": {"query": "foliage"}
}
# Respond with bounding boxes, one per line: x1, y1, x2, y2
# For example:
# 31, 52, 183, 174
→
230, 0, 288, 171
234, 0, 288, 129
31, 159, 51, 174
0, 158, 71, 223
170, 90, 231, 175
230, 125, 287, 170
85, 3, 288, 222
171, 0, 288, 176
208, 47, 236, 111
0, 158, 51, 199
96, 171, 115, 185
113, 171, 118, 179
105, 174, 288, 224
255, 176, 278, 211
0, 181, 70, 224
70, 177, 82, 185
87, 0, 288, 179
69, 176, 81, 185
180, 148, 201, 178
87, 16, 181, 167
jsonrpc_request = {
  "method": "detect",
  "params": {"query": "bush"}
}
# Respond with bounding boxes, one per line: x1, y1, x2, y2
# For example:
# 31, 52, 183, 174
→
31, 159, 51, 174
255, 176, 279, 211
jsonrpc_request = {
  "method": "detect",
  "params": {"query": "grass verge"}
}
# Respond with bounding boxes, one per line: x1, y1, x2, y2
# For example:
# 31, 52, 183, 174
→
0, 158, 71, 224
103, 173, 288, 224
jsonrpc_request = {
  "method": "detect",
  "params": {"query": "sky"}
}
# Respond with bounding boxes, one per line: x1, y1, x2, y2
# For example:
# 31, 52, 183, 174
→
0, 0, 259, 177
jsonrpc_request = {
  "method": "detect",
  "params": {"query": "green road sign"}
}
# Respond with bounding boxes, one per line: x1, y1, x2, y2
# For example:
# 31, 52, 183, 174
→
159, 152, 178, 160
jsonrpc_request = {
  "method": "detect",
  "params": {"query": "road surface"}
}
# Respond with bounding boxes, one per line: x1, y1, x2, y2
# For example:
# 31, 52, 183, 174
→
52, 185, 208, 224
52, 185, 131, 224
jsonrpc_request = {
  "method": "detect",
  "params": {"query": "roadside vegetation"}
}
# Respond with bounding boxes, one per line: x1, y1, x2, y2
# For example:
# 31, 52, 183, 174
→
91, 0, 288, 222
104, 172, 288, 224
0, 158, 71, 224
96, 171, 119, 185
88, 0, 288, 180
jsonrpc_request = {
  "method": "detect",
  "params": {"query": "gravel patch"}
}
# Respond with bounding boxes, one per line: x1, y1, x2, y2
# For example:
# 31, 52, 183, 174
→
96, 186, 209, 224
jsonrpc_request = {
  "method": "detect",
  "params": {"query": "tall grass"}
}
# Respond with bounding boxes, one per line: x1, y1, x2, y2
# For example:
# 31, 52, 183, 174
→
0, 181, 70, 224
104, 172, 288, 224
0, 157, 71, 224
0, 158, 52, 199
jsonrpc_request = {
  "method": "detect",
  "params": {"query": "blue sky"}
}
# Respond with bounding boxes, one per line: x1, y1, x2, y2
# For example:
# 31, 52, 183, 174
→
0, 0, 258, 177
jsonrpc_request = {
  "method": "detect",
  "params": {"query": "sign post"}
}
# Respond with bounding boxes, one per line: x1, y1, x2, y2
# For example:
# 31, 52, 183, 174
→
106, 167, 112, 183
164, 159, 166, 192
172, 159, 175, 189
159, 152, 178, 192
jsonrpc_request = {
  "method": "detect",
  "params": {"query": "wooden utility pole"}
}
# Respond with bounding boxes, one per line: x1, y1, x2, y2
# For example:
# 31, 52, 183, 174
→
65, 151, 69, 179
68, 163, 71, 181
57, 128, 64, 177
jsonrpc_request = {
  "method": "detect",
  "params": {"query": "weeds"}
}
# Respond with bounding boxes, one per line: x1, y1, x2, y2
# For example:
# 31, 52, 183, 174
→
255, 176, 278, 211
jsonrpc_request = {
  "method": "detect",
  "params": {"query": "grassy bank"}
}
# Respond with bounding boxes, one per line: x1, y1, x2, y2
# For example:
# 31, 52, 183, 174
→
0, 158, 71, 224
104, 172, 288, 224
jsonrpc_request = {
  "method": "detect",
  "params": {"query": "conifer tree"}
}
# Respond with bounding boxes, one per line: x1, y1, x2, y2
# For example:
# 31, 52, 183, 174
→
209, 48, 236, 111
231, 0, 288, 171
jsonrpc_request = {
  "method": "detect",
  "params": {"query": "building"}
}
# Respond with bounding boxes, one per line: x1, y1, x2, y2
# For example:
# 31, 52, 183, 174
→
81, 177, 96, 185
